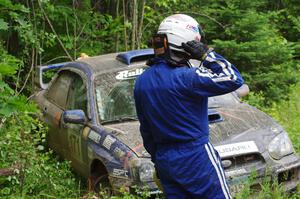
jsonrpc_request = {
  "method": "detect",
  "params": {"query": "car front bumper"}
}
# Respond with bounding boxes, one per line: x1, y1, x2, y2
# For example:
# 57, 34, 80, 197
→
227, 154, 300, 196
110, 154, 300, 197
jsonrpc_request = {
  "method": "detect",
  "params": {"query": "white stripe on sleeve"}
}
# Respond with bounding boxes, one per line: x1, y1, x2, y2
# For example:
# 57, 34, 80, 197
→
202, 52, 237, 82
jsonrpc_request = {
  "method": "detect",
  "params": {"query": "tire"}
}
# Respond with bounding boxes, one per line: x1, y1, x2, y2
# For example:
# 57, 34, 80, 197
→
93, 174, 113, 198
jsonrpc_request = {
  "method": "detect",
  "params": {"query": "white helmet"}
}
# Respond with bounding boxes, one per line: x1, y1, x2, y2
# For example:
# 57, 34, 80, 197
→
158, 14, 202, 52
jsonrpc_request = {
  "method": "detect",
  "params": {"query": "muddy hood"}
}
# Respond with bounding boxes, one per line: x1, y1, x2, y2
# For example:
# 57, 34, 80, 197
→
104, 104, 281, 158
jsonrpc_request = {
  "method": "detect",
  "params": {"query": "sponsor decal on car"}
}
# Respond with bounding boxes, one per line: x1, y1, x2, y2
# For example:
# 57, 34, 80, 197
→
103, 135, 116, 150
88, 130, 101, 144
215, 141, 259, 158
116, 68, 144, 80
112, 168, 129, 178
113, 147, 126, 159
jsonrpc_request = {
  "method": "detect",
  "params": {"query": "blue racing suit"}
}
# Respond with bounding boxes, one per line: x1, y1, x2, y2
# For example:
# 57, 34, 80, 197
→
134, 51, 244, 199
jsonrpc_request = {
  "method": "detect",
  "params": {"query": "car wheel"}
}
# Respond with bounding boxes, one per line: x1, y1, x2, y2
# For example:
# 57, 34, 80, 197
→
93, 174, 113, 197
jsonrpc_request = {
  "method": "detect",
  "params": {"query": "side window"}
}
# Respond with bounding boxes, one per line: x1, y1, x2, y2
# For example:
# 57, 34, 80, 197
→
67, 74, 88, 115
46, 71, 73, 109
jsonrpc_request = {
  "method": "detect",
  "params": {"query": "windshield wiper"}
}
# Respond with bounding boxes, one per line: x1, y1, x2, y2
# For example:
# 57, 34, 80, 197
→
101, 117, 138, 125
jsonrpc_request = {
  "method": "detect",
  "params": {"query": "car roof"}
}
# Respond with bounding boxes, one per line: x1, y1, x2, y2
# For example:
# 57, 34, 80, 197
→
74, 49, 154, 75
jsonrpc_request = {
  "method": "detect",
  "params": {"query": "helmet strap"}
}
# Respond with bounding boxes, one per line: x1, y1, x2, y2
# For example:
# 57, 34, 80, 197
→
169, 50, 191, 67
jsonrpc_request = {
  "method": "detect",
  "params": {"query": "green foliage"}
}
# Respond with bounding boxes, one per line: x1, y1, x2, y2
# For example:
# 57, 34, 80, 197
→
0, 113, 80, 198
243, 91, 267, 111
0, 18, 8, 30
234, 170, 295, 199
0, 47, 21, 77
209, 5, 298, 106
0, 47, 35, 116
41, 3, 125, 58
236, 179, 289, 199
267, 84, 300, 154
0, 45, 79, 198
0, 0, 126, 94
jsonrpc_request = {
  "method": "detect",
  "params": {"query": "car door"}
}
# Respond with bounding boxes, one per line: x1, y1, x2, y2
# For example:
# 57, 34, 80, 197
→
61, 72, 89, 175
43, 70, 73, 155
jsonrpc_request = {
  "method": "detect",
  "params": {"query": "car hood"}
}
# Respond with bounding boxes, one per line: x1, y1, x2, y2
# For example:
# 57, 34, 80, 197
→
103, 121, 149, 157
209, 104, 280, 144
103, 104, 281, 158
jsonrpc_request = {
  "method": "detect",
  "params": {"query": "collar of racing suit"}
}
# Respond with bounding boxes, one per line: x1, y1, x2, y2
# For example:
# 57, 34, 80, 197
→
146, 57, 190, 67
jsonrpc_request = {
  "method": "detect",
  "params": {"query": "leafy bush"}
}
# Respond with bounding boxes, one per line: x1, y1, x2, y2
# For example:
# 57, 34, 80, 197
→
0, 46, 80, 198
0, 113, 80, 198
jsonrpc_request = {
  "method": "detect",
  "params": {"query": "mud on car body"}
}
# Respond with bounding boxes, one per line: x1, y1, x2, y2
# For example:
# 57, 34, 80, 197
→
33, 49, 300, 196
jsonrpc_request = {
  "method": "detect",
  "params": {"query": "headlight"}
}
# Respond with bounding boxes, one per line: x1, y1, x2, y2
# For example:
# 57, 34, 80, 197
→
268, 133, 294, 160
139, 162, 155, 182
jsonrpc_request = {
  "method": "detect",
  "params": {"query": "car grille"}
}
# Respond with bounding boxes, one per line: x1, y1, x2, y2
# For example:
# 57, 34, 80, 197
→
278, 166, 300, 185
226, 157, 300, 196
230, 166, 300, 195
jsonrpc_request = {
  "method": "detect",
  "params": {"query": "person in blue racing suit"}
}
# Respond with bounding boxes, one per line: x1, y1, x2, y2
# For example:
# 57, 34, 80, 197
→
134, 14, 244, 199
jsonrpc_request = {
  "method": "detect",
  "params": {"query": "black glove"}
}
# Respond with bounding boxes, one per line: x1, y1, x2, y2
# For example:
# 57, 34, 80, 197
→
182, 41, 210, 61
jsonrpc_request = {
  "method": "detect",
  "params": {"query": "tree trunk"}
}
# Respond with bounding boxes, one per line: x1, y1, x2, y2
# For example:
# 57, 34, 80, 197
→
115, 0, 120, 51
137, 0, 146, 49
131, 0, 138, 50
123, 0, 128, 50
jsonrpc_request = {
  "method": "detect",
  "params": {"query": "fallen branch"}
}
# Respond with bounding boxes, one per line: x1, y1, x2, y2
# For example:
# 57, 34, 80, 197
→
0, 164, 22, 177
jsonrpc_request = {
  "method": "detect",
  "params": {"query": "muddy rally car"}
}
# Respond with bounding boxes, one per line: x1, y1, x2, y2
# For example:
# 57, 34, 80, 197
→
33, 49, 300, 196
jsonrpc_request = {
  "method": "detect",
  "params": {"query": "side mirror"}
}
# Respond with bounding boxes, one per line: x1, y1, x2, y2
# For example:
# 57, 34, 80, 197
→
62, 110, 87, 125
235, 84, 249, 98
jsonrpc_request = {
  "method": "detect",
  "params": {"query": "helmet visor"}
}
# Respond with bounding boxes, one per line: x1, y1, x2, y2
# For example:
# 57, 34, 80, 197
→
198, 24, 205, 38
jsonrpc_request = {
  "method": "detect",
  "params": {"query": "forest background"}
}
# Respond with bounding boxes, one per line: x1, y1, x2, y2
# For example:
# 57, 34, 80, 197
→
0, 0, 299, 198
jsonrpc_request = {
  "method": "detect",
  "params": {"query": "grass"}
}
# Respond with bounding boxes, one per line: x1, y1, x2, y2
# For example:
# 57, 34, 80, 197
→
267, 84, 300, 154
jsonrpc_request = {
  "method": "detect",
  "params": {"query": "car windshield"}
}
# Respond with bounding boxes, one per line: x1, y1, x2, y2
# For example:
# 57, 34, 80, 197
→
95, 67, 239, 124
